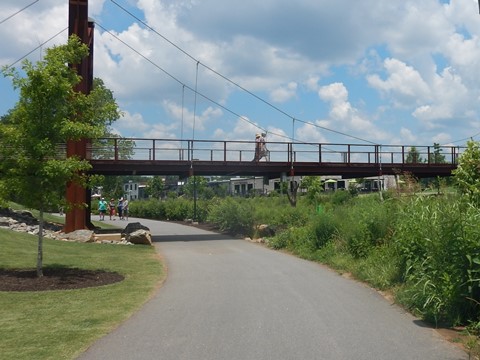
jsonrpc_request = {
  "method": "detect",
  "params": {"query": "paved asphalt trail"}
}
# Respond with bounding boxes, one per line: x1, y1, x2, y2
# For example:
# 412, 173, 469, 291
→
78, 217, 467, 360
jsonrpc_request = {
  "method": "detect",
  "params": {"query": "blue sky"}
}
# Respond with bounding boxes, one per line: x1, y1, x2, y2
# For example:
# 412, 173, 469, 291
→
2, 0, 480, 148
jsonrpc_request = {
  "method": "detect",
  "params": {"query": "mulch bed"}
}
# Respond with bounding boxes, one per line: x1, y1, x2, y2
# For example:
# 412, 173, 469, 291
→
0, 267, 124, 292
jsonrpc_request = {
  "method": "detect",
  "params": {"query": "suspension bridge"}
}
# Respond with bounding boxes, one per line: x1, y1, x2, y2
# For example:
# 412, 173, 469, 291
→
88, 138, 461, 179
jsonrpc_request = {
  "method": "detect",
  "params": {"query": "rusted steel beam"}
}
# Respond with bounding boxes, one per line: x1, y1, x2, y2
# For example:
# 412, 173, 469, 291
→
65, 0, 94, 233
87, 159, 456, 179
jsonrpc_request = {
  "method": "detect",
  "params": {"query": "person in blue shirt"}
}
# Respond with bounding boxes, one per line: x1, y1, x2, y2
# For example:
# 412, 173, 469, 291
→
98, 198, 107, 221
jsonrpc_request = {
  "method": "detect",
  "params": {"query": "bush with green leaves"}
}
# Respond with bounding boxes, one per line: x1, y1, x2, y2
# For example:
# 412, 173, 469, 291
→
129, 198, 210, 222
334, 195, 396, 258
353, 245, 402, 290
253, 196, 311, 228
453, 139, 480, 206
164, 198, 191, 221
207, 197, 255, 237
311, 212, 338, 249
129, 199, 166, 219
267, 225, 316, 257
268, 230, 290, 249
394, 195, 480, 325
330, 189, 353, 205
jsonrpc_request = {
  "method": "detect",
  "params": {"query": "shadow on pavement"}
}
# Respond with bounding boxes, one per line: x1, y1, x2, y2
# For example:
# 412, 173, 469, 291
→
152, 233, 237, 242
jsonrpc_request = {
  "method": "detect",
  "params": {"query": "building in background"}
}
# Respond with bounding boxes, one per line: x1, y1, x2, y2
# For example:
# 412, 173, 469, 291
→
123, 180, 148, 200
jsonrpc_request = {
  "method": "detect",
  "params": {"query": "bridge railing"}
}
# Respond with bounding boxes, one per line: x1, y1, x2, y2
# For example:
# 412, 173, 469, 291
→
87, 138, 464, 165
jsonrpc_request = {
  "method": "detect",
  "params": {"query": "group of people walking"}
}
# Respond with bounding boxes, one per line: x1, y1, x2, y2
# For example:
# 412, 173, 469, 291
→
98, 197, 129, 221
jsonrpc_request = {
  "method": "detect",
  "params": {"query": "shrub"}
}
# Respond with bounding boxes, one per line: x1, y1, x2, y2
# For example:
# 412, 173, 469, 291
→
254, 197, 311, 228
208, 197, 255, 237
311, 213, 338, 249
268, 229, 290, 250
394, 195, 480, 325
267, 225, 316, 257
164, 198, 191, 221
330, 190, 352, 205
353, 245, 402, 290
129, 199, 166, 219
333, 196, 396, 258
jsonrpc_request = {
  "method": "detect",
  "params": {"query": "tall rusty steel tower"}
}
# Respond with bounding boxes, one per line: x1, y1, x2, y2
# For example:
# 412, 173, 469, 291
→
64, 0, 94, 233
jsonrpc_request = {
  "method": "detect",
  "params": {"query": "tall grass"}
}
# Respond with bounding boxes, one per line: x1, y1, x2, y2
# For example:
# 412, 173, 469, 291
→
335, 196, 397, 258
394, 195, 480, 326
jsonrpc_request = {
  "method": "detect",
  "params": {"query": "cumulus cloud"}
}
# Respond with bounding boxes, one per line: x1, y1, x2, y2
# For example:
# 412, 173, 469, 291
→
367, 58, 431, 107
296, 122, 328, 143
163, 99, 223, 135
270, 82, 298, 103
318, 82, 391, 142
114, 111, 150, 137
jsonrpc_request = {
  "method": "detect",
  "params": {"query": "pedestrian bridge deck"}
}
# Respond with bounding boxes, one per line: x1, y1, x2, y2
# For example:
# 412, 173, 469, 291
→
86, 138, 461, 178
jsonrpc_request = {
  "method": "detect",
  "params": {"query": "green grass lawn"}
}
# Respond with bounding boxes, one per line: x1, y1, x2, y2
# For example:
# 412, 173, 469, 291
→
0, 228, 165, 360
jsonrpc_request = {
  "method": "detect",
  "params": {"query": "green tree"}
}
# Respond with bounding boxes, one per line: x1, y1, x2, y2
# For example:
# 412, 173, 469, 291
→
183, 176, 208, 199
405, 146, 422, 163
0, 35, 120, 276
300, 176, 323, 201
452, 139, 480, 206
428, 143, 446, 164
146, 176, 165, 199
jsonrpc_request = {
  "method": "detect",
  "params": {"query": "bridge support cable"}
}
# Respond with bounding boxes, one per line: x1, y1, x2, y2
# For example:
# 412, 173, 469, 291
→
192, 61, 199, 141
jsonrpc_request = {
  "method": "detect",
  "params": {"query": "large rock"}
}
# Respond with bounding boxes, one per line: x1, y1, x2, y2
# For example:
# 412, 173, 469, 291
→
123, 222, 150, 236
257, 224, 275, 237
61, 230, 95, 243
127, 229, 152, 245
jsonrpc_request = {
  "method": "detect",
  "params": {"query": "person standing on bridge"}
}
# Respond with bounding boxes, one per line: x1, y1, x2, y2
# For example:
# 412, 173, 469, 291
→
253, 133, 267, 162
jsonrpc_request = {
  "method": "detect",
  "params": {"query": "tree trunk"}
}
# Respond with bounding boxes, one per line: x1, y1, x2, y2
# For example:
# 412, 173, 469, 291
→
37, 208, 44, 277
287, 180, 299, 207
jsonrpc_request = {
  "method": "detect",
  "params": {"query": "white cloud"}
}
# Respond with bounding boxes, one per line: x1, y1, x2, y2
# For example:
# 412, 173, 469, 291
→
367, 58, 431, 107
305, 76, 320, 92
296, 122, 328, 143
400, 127, 417, 144
318, 82, 392, 143
318, 82, 348, 104
432, 132, 452, 145
270, 82, 298, 103
146, 122, 177, 139
114, 111, 150, 137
